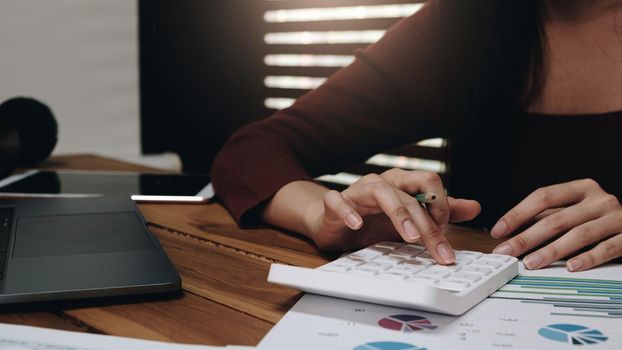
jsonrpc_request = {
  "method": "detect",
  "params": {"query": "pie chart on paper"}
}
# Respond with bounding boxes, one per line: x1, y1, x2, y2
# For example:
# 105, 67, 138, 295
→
538, 324, 608, 345
378, 314, 439, 332
352, 341, 426, 350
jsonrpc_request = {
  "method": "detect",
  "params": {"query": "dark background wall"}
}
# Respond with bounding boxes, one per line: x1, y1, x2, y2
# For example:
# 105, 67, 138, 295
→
138, 0, 435, 179
139, 0, 266, 173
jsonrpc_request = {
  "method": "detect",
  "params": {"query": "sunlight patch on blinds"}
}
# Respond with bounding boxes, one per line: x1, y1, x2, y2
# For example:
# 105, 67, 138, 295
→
316, 172, 362, 186
417, 137, 446, 148
264, 54, 354, 67
265, 30, 385, 45
265, 75, 326, 89
367, 154, 446, 173
263, 3, 423, 110
264, 4, 423, 22
265, 97, 296, 110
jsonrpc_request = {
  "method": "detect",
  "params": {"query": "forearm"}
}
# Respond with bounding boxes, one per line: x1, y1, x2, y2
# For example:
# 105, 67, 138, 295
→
261, 180, 329, 238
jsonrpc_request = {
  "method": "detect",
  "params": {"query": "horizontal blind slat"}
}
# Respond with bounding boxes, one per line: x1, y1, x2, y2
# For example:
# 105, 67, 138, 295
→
265, 0, 426, 11
263, 44, 365, 55
263, 66, 342, 77
265, 88, 314, 98
265, 18, 403, 31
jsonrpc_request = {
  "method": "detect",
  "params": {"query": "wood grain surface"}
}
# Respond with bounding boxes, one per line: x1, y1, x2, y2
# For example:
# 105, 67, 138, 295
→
0, 154, 497, 346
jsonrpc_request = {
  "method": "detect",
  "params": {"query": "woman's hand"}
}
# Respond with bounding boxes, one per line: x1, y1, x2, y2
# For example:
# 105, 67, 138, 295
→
305, 169, 481, 264
491, 179, 622, 271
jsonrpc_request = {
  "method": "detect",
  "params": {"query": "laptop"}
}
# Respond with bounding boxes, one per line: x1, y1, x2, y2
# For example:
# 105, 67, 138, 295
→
0, 196, 180, 304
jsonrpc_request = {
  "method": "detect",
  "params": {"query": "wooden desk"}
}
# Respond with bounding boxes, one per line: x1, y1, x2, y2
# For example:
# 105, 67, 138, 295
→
0, 154, 499, 346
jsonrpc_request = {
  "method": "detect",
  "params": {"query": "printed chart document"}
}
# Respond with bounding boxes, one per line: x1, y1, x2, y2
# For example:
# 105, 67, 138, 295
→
258, 262, 622, 350
0, 323, 253, 350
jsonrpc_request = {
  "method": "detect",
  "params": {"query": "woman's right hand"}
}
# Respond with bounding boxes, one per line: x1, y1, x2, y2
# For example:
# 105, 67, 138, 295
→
305, 169, 481, 264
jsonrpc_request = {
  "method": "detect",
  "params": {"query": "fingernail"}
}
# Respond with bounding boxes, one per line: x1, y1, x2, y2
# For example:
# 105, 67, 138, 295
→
403, 220, 420, 241
490, 220, 507, 238
567, 259, 584, 272
346, 213, 362, 229
437, 243, 455, 264
524, 253, 543, 270
493, 243, 512, 256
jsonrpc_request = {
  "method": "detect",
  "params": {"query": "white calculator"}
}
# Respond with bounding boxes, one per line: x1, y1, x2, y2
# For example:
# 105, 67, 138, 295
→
268, 241, 518, 315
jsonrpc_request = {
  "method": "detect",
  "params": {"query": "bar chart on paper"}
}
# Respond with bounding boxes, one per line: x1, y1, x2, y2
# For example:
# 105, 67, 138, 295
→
491, 268, 622, 319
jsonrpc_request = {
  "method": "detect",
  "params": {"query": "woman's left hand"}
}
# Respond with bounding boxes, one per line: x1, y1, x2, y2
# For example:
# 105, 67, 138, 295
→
490, 179, 622, 271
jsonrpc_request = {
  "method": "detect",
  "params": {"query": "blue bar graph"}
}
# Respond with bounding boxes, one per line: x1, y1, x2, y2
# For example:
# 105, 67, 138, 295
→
491, 276, 622, 319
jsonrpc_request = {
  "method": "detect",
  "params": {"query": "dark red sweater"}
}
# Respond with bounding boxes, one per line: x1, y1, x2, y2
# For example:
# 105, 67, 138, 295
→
212, 3, 622, 227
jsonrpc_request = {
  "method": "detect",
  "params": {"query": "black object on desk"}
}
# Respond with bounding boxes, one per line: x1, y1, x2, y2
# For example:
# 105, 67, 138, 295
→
0, 196, 180, 304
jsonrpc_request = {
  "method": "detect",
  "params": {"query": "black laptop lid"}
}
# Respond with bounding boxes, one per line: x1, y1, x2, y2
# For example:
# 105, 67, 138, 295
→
0, 196, 180, 304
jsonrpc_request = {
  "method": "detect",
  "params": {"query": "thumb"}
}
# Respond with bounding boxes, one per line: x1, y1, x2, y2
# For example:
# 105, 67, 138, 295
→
448, 197, 481, 223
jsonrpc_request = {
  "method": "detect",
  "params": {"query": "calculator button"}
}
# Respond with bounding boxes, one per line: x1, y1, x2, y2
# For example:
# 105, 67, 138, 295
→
389, 265, 424, 274
379, 272, 409, 280
418, 267, 451, 279
320, 264, 351, 273
455, 256, 474, 265
463, 266, 492, 275
484, 254, 511, 262
433, 264, 462, 272
451, 272, 482, 282
455, 251, 483, 260
351, 268, 379, 276
330, 258, 364, 267
390, 245, 424, 258
407, 275, 439, 284
360, 262, 393, 271
374, 255, 406, 264
388, 250, 413, 258
438, 280, 471, 291
472, 259, 502, 269
350, 247, 391, 261
416, 251, 435, 260
374, 241, 403, 249
404, 258, 432, 267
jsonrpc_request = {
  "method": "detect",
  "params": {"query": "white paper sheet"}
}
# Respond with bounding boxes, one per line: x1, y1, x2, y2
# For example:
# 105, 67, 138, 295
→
258, 262, 622, 350
0, 323, 252, 350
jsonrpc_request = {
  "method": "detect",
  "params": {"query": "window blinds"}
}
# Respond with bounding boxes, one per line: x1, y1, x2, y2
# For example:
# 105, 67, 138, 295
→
260, 1, 446, 188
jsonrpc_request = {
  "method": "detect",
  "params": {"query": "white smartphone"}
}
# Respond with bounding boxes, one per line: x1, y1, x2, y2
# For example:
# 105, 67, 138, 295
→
0, 170, 214, 203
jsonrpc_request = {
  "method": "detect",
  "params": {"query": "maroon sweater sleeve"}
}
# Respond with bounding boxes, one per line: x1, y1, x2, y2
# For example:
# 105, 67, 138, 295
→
212, 2, 446, 225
